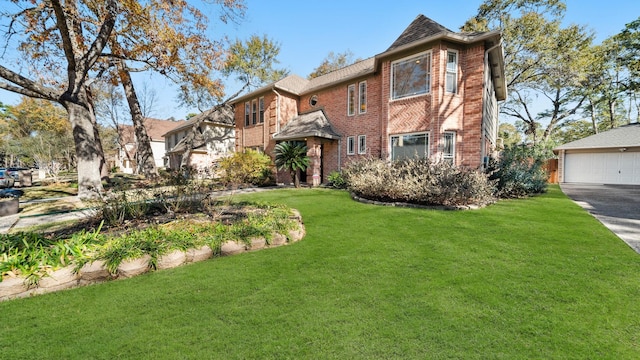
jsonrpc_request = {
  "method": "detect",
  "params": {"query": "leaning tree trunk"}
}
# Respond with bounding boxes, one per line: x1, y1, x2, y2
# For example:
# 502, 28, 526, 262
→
117, 61, 158, 179
61, 89, 106, 199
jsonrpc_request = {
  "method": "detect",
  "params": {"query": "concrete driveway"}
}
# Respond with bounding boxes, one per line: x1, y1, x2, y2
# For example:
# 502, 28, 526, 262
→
561, 184, 640, 253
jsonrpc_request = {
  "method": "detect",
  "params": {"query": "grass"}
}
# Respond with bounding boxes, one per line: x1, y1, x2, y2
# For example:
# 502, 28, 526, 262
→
1, 185, 639, 359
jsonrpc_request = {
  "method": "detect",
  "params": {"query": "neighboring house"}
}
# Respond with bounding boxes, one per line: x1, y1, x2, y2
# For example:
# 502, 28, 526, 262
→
553, 123, 640, 185
164, 104, 235, 172
115, 118, 182, 174
231, 14, 507, 186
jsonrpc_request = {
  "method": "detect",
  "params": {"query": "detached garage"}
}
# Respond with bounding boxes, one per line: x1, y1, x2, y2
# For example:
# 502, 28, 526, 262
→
554, 123, 640, 185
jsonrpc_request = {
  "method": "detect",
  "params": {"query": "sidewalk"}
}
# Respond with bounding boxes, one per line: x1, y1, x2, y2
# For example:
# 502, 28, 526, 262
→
0, 186, 278, 234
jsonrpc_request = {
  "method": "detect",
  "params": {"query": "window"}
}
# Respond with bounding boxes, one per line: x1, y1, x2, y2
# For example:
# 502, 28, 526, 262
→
443, 132, 455, 163
347, 136, 355, 155
391, 52, 431, 100
358, 135, 366, 154
244, 102, 250, 126
359, 81, 367, 114
258, 97, 265, 123
446, 51, 458, 94
347, 84, 356, 116
251, 100, 257, 125
390, 132, 429, 161
309, 95, 318, 107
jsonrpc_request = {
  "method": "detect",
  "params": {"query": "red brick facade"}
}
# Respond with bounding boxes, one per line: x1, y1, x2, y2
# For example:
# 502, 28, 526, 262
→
232, 15, 505, 185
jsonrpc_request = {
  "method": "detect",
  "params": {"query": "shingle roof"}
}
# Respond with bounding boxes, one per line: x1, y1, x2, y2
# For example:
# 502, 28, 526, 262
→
165, 104, 234, 135
554, 123, 640, 150
386, 15, 452, 52
303, 57, 376, 94
273, 110, 341, 141
231, 14, 505, 103
118, 118, 182, 143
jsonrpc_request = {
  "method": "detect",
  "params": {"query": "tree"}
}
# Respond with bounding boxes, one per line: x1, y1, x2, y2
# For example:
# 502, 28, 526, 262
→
1, 1, 247, 197
0, 97, 74, 173
177, 34, 287, 169
308, 51, 360, 79
463, 0, 594, 145
274, 142, 309, 188
0, 0, 119, 198
498, 123, 522, 147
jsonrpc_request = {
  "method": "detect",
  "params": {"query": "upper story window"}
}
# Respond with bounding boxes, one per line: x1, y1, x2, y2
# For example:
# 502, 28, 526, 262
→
251, 100, 257, 125
446, 50, 458, 94
391, 52, 431, 100
359, 81, 367, 114
309, 95, 318, 107
244, 102, 250, 126
347, 84, 356, 116
259, 97, 265, 123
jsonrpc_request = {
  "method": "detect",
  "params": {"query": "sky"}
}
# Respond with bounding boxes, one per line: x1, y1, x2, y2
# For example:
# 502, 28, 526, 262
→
1, 0, 640, 121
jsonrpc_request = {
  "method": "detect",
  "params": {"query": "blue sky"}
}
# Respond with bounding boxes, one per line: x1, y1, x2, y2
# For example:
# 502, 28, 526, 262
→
2, 0, 639, 121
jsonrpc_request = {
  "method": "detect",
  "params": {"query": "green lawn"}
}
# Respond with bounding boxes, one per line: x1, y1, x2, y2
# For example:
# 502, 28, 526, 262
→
1, 186, 639, 359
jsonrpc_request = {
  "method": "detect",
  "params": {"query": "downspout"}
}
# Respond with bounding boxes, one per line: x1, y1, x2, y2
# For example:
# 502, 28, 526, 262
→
272, 88, 281, 180
272, 88, 281, 134
482, 40, 503, 168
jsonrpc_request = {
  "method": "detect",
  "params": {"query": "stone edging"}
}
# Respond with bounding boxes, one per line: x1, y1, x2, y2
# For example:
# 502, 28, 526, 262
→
0, 210, 305, 302
349, 192, 485, 210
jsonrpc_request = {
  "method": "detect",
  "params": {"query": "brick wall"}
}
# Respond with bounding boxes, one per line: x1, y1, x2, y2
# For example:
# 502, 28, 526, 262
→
233, 39, 492, 182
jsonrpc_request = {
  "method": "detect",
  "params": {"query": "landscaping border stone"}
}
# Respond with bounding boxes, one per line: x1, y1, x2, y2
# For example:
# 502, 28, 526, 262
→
0, 212, 305, 301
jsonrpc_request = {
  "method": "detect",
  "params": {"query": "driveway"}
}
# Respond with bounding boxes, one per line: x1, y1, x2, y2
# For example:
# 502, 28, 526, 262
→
560, 184, 640, 253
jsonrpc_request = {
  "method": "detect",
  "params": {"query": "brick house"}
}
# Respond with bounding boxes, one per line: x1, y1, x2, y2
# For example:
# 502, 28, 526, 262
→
164, 104, 235, 173
231, 15, 506, 185
115, 118, 182, 174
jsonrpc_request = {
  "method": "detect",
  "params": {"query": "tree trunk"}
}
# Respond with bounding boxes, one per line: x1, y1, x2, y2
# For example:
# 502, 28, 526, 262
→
117, 61, 158, 179
292, 170, 300, 188
589, 98, 598, 134
62, 90, 105, 199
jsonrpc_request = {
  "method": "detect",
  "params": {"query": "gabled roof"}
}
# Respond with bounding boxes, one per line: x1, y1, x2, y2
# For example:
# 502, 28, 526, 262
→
554, 123, 640, 151
118, 118, 182, 144
165, 104, 234, 135
231, 14, 506, 103
273, 109, 341, 141
386, 15, 452, 52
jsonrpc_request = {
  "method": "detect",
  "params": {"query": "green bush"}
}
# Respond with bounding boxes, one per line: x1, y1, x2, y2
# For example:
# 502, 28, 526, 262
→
343, 158, 495, 207
327, 171, 347, 189
488, 145, 548, 198
1, 203, 299, 282
219, 150, 275, 187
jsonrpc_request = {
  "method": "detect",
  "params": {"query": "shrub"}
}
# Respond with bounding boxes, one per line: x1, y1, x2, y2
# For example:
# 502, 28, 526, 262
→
327, 171, 347, 189
343, 158, 495, 207
488, 145, 548, 198
219, 150, 275, 187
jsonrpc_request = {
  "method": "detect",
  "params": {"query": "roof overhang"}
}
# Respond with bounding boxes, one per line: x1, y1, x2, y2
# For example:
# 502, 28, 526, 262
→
272, 109, 341, 141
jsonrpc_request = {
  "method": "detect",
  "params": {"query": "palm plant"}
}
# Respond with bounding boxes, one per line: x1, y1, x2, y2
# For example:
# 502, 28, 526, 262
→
274, 142, 310, 188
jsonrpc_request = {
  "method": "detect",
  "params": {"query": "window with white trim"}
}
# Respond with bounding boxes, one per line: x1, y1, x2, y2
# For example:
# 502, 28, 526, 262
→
258, 97, 265, 123
390, 132, 429, 161
446, 50, 458, 94
347, 136, 355, 155
391, 52, 431, 100
244, 102, 250, 126
443, 131, 455, 163
347, 84, 356, 116
358, 135, 366, 154
359, 81, 367, 114
251, 100, 257, 125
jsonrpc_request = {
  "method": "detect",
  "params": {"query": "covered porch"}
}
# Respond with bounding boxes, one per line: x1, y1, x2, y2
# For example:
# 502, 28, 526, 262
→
273, 109, 341, 186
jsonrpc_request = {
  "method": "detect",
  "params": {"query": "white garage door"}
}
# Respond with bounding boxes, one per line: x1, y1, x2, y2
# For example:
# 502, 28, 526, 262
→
565, 151, 640, 185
